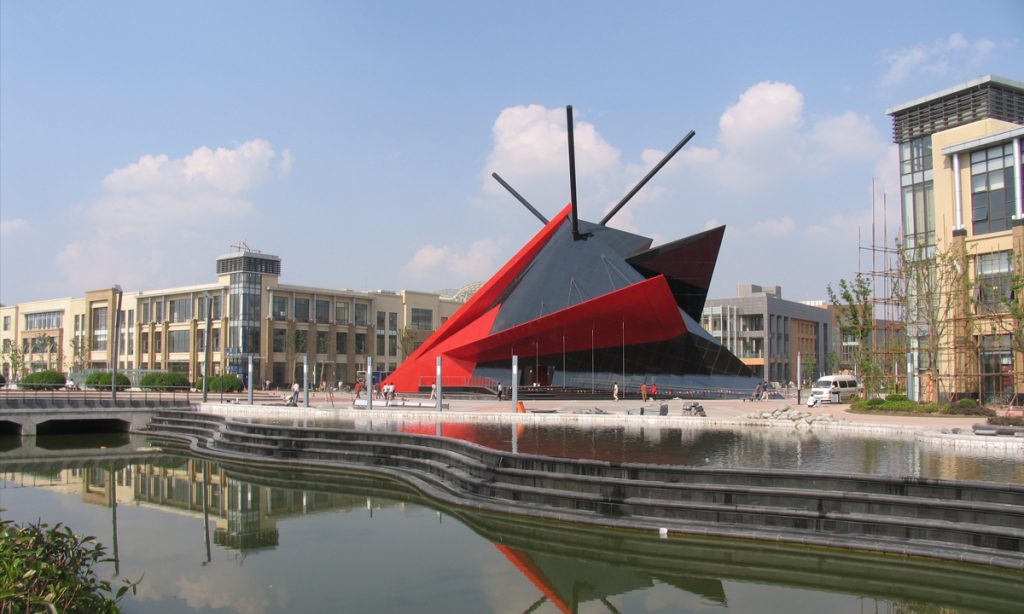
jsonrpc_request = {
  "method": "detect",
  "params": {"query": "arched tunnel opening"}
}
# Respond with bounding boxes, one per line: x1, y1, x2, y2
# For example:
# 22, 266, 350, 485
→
35, 419, 132, 446
0, 421, 21, 437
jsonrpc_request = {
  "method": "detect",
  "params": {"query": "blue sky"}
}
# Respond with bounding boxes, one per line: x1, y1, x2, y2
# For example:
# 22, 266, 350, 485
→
2, 1, 1022, 306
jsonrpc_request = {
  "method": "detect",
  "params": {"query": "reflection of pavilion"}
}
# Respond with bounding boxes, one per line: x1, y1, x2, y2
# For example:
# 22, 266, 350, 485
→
497, 545, 726, 613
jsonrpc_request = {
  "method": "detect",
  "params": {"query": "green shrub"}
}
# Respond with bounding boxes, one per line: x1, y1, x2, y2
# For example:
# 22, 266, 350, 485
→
949, 404, 995, 417
198, 374, 244, 393
885, 393, 909, 402
139, 372, 191, 391
956, 398, 979, 409
0, 373, 6, 385
0, 519, 136, 612
865, 398, 885, 407
84, 371, 130, 390
20, 369, 66, 390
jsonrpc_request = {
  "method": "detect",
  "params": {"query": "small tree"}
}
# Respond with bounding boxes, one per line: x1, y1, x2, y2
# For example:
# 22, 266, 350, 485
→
2, 343, 26, 381
828, 273, 875, 397
893, 241, 972, 403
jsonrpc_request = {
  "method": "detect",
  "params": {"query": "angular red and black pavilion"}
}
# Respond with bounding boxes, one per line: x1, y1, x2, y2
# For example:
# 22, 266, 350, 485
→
386, 107, 756, 396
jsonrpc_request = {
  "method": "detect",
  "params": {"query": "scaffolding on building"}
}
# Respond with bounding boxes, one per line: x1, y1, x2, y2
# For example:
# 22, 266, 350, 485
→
855, 182, 907, 397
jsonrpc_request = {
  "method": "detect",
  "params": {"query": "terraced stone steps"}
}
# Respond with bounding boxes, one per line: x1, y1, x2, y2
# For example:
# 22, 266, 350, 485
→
140, 409, 1024, 570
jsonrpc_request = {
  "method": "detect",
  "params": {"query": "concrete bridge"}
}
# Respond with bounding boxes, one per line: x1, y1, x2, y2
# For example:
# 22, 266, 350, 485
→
0, 394, 191, 437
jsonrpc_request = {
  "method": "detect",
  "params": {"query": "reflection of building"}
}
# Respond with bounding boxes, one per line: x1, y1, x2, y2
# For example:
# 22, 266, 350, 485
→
0, 249, 464, 387
887, 75, 1024, 402
702, 285, 836, 383
387, 207, 757, 395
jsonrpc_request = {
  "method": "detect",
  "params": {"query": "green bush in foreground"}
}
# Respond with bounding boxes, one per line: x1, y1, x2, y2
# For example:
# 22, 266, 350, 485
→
84, 371, 131, 390
0, 519, 136, 613
196, 374, 244, 393
139, 372, 191, 391
20, 369, 66, 390
850, 397, 995, 416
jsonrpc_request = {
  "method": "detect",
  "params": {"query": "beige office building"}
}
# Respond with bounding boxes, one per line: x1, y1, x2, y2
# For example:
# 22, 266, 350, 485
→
887, 75, 1024, 403
1, 250, 464, 388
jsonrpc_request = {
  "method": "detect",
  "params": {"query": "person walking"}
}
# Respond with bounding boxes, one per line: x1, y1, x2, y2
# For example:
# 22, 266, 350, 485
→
355, 381, 363, 399
290, 382, 300, 406
430, 382, 436, 400
613, 383, 619, 401
640, 383, 648, 402
650, 384, 658, 401
496, 382, 503, 401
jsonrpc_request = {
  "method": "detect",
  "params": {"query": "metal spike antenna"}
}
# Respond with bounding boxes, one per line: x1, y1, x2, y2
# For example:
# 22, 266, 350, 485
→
491, 173, 549, 225
567, 105, 581, 240
598, 130, 696, 226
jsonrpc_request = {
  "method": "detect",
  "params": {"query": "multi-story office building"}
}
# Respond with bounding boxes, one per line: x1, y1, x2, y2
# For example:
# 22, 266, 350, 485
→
702, 284, 836, 384
887, 75, 1024, 403
0, 249, 464, 388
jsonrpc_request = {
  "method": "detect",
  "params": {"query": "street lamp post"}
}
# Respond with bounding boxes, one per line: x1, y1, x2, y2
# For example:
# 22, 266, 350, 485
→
111, 285, 123, 403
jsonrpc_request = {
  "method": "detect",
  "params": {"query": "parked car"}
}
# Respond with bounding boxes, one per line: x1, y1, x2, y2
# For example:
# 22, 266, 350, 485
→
810, 375, 860, 403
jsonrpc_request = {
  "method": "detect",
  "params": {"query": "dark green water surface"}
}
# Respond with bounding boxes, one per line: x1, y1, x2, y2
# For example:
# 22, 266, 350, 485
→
1, 434, 1020, 613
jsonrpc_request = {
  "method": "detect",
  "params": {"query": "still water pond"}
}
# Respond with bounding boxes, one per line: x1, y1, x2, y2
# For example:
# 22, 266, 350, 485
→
256, 416, 1024, 484
1, 434, 1020, 613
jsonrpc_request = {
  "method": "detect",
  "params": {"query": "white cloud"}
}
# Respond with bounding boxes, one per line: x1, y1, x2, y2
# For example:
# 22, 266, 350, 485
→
811, 112, 887, 161
403, 239, 505, 284
752, 216, 795, 237
881, 33, 996, 87
278, 148, 294, 174
54, 139, 287, 292
0, 218, 30, 236
481, 104, 622, 220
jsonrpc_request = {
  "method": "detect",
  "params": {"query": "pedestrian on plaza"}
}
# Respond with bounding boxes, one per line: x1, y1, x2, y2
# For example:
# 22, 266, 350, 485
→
640, 383, 648, 402
650, 384, 658, 401
430, 383, 436, 400
613, 383, 619, 401
496, 382, 503, 401
355, 381, 363, 399
290, 382, 300, 406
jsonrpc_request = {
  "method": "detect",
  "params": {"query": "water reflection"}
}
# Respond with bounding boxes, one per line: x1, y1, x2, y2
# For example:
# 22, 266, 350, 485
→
1, 446, 1020, 613
253, 416, 1024, 483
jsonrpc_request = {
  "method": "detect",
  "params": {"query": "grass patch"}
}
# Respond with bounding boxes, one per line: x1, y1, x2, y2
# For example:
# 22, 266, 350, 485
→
848, 398, 996, 417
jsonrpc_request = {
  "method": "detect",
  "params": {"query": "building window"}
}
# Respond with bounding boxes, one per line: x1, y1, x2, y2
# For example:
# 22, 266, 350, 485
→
168, 330, 190, 353
141, 333, 149, 353
154, 331, 162, 353
411, 308, 433, 331
971, 143, 1017, 236
272, 296, 289, 321
273, 329, 286, 353
900, 135, 934, 247
316, 331, 328, 354
198, 295, 222, 319
196, 328, 220, 352
153, 301, 164, 322
388, 312, 398, 333
315, 300, 330, 323
388, 337, 397, 357
355, 333, 367, 355
336, 332, 347, 354
294, 330, 308, 352
294, 298, 310, 322
2, 315, 9, 331
336, 302, 349, 325
976, 251, 1013, 313
24, 311, 63, 331
376, 333, 385, 356
354, 303, 369, 326
91, 307, 108, 351
377, 311, 386, 330
169, 298, 192, 323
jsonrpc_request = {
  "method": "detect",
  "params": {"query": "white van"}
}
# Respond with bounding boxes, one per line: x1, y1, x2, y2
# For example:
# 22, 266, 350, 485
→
810, 375, 860, 403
